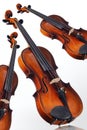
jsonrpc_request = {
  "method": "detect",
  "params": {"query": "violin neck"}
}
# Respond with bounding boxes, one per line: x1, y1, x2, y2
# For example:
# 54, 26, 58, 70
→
4, 44, 17, 97
27, 6, 63, 30
28, 6, 48, 21
16, 20, 55, 72
28, 6, 87, 42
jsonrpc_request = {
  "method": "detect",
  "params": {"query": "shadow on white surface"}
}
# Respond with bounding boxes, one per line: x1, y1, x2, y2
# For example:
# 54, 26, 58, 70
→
55, 125, 84, 130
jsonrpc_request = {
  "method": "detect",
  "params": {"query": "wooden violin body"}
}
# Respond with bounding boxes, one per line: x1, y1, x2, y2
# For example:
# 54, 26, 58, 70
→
40, 15, 87, 60
0, 110, 11, 130
18, 47, 83, 125
0, 66, 18, 130
0, 65, 18, 98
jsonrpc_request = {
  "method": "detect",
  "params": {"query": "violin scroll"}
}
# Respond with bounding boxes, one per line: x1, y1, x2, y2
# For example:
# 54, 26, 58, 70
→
7, 32, 17, 47
5, 10, 13, 19
16, 3, 29, 13
3, 10, 17, 28
3, 10, 24, 29
7, 32, 20, 49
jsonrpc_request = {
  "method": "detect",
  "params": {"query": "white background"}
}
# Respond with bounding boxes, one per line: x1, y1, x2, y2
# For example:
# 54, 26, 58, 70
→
0, 0, 87, 130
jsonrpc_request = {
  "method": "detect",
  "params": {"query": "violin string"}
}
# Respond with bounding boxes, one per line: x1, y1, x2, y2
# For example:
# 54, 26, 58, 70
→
16, 20, 60, 81
30, 43, 62, 93
29, 7, 71, 32
16, 17, 68, 109
4, 43, 17, 99
29, 7, 83, 42
16, 20, 56, 73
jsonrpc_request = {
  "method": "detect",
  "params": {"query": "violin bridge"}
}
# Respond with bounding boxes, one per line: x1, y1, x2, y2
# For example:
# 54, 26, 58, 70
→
0, 99, 10, 104
50, 77, 61, 84
69, 28, 74, 35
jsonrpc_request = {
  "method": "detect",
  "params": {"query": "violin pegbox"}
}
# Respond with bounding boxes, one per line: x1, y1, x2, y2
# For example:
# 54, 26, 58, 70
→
7, 32, 20, 48
16, 3, 29, 13
3, 10, 17, 28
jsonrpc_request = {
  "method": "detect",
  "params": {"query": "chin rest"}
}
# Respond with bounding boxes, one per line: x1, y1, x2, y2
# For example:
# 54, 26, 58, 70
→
50, 106, 73, 122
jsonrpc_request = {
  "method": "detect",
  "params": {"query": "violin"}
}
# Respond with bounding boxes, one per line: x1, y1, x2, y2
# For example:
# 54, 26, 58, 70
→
3, 10, 83, 125
16, 3, 87, 60
0, 32, 19, 130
